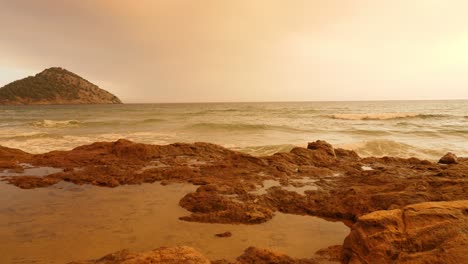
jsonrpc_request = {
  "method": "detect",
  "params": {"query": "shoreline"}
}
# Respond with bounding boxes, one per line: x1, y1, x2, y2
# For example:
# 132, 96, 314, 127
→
1, 139, 467, 263
2, 100, 468, 162
0, 135, 460, 162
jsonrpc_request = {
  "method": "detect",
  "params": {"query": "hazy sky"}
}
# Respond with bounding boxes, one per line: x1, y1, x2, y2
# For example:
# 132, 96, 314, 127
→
1, 0, 468, 103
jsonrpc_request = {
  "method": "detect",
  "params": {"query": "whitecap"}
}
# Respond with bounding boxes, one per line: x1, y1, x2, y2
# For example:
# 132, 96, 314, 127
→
32, 119, 82, 128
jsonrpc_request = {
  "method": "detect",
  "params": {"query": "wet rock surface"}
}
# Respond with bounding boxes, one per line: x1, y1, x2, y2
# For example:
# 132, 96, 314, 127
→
179, 189, 274, 224
1, 139, 467, 263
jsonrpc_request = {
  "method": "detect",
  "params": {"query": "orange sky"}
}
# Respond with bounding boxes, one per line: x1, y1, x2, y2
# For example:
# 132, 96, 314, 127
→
1, 0, 467, 102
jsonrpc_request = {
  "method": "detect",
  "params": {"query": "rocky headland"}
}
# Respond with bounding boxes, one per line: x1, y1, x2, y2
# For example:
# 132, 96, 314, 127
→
1, 139, 466, 263
0, 67, 122, 105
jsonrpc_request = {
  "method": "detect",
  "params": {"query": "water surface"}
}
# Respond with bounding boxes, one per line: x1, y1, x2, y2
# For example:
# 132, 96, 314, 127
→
0, 181, 349, 263
1, 100, 468, 159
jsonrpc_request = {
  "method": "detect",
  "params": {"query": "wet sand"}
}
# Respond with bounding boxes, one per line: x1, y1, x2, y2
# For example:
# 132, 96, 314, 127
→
0, 181, 349, 263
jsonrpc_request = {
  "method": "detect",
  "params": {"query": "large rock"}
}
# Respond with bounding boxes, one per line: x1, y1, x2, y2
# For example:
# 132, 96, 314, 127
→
68, 246, 210, 264
307, 140, 336, 157
179, 189, 274, 224
439, 152, 458, 164
342, 200, 468, 264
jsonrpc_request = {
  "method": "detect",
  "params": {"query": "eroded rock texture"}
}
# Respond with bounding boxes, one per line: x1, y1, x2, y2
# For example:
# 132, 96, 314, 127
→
1, 139, 467, 226
70, 246, 331, 264
342, 201, 468, 264
234, 247, 318, 264
68, 246, 210, 264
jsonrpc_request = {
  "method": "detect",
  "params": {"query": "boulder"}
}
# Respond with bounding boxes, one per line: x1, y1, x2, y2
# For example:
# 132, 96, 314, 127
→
179, 190, 274, 224
439, 152, 458, 164
235, 247, 317, 264
307, 140, 336, 157
342, 200, 468, 264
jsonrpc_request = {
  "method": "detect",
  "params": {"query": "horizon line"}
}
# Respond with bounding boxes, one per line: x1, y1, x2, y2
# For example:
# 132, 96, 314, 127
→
120, 98, 468, 104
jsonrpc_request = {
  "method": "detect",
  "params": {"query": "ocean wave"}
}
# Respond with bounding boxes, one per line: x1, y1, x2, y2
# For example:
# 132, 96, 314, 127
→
233, 144, 297, 156
329, 113, 447, 120
0, 132, 63, 140
437, 129, 468, 135
181, 107, 319, 117
183, 108, 245, 116
189, 122, 267, 131
338, 129, 393, 136
202, 108, 240, 113
337, 139, 444, 160
0, 133, 174, 154
30, 118, 166, 129
186, 122, 307, 133
138, 118, 166, 124
396, 122, 425, 127
32, 119, 83, 128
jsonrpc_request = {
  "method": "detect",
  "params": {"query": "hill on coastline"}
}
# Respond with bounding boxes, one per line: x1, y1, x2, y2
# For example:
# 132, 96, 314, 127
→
0, 67, 122, 105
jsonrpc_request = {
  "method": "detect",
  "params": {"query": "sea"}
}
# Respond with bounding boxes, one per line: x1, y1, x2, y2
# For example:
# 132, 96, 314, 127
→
1, 100, 467, 160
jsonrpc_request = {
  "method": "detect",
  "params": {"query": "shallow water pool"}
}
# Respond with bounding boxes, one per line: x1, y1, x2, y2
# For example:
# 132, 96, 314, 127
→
0, 181, 349, 263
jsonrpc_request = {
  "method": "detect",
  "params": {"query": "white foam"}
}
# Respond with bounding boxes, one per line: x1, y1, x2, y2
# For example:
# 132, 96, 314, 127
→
32, 119, 82, 128
337, 139, 445, 160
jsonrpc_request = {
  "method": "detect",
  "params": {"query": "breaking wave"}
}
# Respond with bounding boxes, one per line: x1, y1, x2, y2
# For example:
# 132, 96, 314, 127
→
32, 120, 83, 128
337, 139, 445, 160
30, 118, 165, 128
233, 144, 297, 156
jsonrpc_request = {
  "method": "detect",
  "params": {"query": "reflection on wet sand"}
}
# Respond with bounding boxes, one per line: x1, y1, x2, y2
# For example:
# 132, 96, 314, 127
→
0, 181, 349, 263
0, 163, 63, 177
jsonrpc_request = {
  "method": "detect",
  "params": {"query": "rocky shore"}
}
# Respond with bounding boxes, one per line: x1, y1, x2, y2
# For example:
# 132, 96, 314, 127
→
1, 139, 467, 263
68, 246, 334, 264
